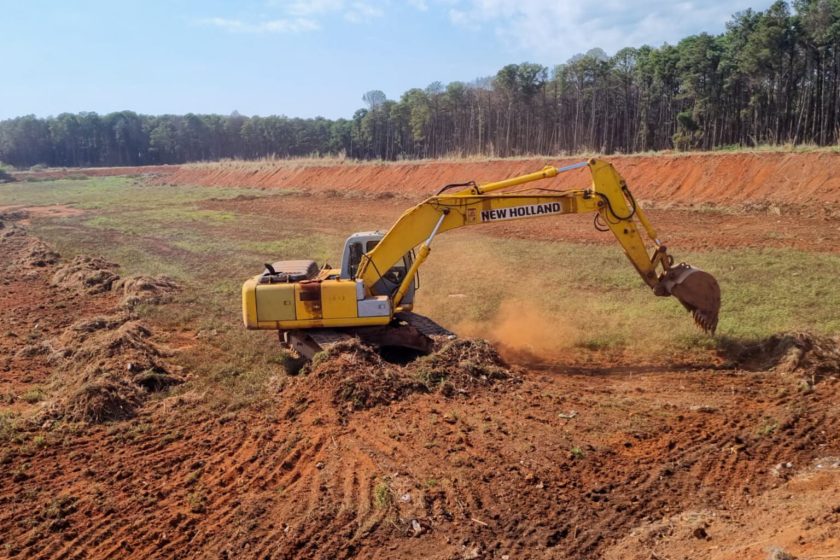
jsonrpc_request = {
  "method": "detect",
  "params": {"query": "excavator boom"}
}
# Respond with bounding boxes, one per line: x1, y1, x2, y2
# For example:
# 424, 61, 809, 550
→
355, 158, 720, 333
242, 159, 721, 359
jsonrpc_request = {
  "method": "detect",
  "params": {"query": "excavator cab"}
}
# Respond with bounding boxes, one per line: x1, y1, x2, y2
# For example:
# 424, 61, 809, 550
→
339, 232, 417, 306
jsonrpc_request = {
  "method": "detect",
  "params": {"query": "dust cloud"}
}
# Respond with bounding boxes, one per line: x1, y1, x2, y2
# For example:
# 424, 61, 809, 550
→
455, 300, 582, 362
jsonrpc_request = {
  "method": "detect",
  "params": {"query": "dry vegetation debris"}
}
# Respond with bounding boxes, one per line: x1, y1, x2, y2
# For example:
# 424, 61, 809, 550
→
50, 255, 120, 294
1, 219, 185, 423
49, 253, 180, 308
1, 213, 60, 268
303, 338, 519, 413
722, 331, 840, 382
41, 314, 181, 423
114, 274, 180, 309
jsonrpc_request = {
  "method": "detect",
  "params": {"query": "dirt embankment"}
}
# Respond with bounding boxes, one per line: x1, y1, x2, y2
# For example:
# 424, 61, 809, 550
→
153, 152, 840, 205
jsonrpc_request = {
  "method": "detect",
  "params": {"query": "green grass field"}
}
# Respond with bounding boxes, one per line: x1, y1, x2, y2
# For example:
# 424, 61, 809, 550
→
3, 176, 839, 397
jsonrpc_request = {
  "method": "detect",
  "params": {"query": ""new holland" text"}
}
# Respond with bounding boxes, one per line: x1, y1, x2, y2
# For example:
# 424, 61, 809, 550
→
480, 202, 562, 222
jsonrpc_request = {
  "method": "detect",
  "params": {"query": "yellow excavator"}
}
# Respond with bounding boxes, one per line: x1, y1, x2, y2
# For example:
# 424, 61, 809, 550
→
242, 159, 720, 359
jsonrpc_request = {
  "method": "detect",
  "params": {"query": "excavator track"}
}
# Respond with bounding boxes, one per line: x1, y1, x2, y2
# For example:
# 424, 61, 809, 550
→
283, 312, 454, 361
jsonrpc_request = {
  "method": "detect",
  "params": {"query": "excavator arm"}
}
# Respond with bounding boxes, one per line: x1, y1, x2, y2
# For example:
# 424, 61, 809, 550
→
356, 158, 721, 333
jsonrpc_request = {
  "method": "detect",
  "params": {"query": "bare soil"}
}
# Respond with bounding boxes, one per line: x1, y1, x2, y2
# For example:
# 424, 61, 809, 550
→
1, 155, 839, 560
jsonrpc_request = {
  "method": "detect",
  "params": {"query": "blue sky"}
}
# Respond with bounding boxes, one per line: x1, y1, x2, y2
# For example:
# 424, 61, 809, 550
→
1, 0, 776, 120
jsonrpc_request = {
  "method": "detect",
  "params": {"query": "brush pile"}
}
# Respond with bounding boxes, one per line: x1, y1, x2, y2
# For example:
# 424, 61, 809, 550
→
4, 224, 184, 423
724, 331, 840, 383
1, 212, 61, 267
51, 255, 120, 294
114, 275, 181, 309
43, 314, 181, 423
304, 338, 518, 413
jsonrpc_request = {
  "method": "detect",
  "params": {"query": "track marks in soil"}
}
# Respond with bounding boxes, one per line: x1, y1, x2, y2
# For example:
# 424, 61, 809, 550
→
2, 365, 838, 559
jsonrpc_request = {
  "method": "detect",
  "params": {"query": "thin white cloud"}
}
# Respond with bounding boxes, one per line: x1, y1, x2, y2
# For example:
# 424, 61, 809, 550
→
443, 0, 773, 59
344, 2, 385, 23
407, 0, 429, 11
284, 0, 345, 17
269, 0, 385, 24
198, 16, 319, 33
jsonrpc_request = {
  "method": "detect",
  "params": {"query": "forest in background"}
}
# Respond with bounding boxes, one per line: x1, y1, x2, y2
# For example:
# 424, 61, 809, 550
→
1, 0, 839, 168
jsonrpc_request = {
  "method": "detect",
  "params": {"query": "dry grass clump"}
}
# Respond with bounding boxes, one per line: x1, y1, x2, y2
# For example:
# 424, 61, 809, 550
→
1, 223, 26, 240
0, 215, 60, 266
303, 337, 517, 413
412, 339, 512, 395
50, 255, 120, 294
27, 242, 61, 267
722, 331, 840, 383
43, 315, 181, 423
114, 275, 180, 309
61, 380, 142, 423
0, 210, 28, 221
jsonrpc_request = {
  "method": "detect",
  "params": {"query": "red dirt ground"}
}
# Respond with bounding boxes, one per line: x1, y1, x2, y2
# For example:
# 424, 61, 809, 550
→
2, 155, 840, 560
151, 152, 840, 205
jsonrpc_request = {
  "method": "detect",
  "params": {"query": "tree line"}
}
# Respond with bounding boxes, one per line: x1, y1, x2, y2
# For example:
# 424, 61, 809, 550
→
1, 0, 838, 168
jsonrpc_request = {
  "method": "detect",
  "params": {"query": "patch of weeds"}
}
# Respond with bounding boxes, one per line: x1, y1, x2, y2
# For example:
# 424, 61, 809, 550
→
127, 421, 153, 440
0, 412, 21, 443
185, 467, 204, 486
21, 388, 46, 404
187, 487, 208, 514
373, 479, 393, 510
756, 418, 779, 437
161, 430, 184, 445
44, 495, 78, 520
570, 446, 585, 460
32, 435, 47, 448
273, 351, 307, 376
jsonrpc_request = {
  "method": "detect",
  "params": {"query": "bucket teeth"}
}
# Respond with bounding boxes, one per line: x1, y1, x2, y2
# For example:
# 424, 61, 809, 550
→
659, 264, 721, 335
692, 309, 718, 335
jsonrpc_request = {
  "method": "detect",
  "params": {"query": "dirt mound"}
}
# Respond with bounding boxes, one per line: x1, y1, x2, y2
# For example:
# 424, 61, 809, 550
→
0, 209, 29, 221
412, 338, 513, 394
26, 243, 61, 267
44, 314, 181, 423
307, 340, 427, 412
113, 274, 180, 308
51, 255, 120, 294
304, 338, 518, 413
60, 379, 143, 423
1, 220, 61, 267
722, 331, 840, 382
0, 217, 62, 277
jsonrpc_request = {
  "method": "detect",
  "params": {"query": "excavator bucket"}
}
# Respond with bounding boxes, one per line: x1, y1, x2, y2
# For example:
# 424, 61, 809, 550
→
656, 264, 721, 334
